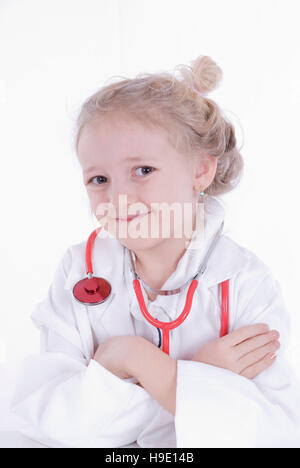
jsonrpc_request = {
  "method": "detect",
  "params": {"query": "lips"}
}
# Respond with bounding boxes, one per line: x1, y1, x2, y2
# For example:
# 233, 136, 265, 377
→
116, 212, 150, 222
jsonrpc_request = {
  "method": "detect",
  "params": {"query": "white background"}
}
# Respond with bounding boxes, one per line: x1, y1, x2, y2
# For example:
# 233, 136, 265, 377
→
0, 0, 300, 433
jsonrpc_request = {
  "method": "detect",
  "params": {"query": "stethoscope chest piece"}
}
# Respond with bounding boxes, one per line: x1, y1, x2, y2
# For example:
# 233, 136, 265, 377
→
73, 276, 112, 306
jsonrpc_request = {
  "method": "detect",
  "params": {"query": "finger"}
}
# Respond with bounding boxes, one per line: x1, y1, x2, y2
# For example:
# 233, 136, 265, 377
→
234, 330, 280, 359
223, 323, 270, 347
240, 352, 278, 379
237, 339, 280, 372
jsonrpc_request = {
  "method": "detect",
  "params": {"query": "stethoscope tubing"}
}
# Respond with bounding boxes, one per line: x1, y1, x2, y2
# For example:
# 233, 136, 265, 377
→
133, 277, 199, 354
74, 222, 224, 355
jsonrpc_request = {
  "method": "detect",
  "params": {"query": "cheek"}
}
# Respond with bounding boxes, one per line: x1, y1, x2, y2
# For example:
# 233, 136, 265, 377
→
87, 192, 110, 219
87, 192, 101, 210
152, 178, 192, 204
145, 175, 177, 202
156, 167, 192, 199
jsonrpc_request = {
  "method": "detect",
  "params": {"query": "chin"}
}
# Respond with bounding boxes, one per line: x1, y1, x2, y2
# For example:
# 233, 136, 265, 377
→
104, 215, 186, 249
114, 234, 164, 252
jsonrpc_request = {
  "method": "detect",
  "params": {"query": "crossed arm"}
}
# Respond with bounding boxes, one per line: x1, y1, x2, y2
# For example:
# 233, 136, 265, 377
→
94, 336, 177, 415
93, 323, 280, 417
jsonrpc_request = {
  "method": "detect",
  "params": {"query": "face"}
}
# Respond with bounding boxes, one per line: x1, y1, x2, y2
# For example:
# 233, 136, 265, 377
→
77, 113, 214, 251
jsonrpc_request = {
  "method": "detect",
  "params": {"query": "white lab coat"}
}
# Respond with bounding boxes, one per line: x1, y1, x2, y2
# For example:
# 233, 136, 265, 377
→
9, 196, 300, 448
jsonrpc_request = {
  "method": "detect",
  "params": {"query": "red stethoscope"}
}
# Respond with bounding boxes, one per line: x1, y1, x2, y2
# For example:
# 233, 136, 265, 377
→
73, 221, 229, 355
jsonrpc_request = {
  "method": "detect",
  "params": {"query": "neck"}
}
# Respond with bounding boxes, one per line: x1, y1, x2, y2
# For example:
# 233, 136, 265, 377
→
131, 200, 200, 294
133, 235, 192, 291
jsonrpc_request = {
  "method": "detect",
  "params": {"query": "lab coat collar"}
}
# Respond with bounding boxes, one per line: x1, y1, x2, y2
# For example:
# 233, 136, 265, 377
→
124, 196, 248, 322
63, 196, 248, 323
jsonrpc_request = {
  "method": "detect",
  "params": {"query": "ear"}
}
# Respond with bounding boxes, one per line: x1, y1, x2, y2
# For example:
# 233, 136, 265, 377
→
192, 153, 217, 191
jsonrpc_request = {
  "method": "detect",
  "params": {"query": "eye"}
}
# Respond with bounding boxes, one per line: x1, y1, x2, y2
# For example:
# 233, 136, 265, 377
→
87, 166, 156, 186
88, 175, 107, 185
134, 166, 156, 177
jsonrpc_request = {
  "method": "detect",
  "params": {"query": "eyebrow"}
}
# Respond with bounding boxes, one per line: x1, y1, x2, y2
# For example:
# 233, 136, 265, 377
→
83, 156, 155, 174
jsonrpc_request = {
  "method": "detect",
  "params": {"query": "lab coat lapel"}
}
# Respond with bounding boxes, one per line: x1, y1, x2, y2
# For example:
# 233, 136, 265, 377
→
63, 196, 248, 340
64, 231, 135, 344
125, 197, 247, 322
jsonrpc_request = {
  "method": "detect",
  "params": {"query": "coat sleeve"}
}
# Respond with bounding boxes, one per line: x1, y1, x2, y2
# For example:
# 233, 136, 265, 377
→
174, 255, 300, 448
9, 248, 156, 448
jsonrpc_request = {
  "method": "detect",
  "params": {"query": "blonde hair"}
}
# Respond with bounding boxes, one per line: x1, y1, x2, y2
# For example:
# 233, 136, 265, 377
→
73, 55, 244, 196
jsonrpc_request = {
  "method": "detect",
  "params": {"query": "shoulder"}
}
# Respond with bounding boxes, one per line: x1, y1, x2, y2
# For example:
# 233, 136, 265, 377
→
221, 233, 275, 280
31, 231, 124, 333
63, 231, 124, 290
213, 232, 287, 316
220, 233, 281, 305
204, 232, 274, 289
68, 230, 123, 261
221, 234, 282, 302
221, 235, 290, 341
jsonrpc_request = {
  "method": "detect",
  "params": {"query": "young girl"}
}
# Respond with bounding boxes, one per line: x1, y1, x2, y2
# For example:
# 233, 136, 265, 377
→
10, 55, 300, 448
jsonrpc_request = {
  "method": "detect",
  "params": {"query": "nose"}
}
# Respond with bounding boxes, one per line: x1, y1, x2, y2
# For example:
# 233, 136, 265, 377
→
108, 178, 134, 201
108, 183, 140, 218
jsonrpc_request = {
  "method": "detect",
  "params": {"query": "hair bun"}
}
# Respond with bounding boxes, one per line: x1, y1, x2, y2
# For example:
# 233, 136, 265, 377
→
175, 55, 223, 95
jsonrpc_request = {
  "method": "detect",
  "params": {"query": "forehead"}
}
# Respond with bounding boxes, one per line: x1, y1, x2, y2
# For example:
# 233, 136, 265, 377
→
77, 116, 173, 164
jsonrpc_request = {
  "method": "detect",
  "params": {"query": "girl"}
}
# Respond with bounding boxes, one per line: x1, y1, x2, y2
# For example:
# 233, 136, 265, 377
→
10, 55, 300, 448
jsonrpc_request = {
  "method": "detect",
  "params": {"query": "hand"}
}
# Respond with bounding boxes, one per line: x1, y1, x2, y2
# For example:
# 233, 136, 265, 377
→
93, 335, 142, 380
191, 323, 280, 379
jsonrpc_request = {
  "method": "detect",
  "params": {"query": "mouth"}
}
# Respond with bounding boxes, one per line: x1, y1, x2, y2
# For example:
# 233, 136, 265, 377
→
116, 212, 150, 223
